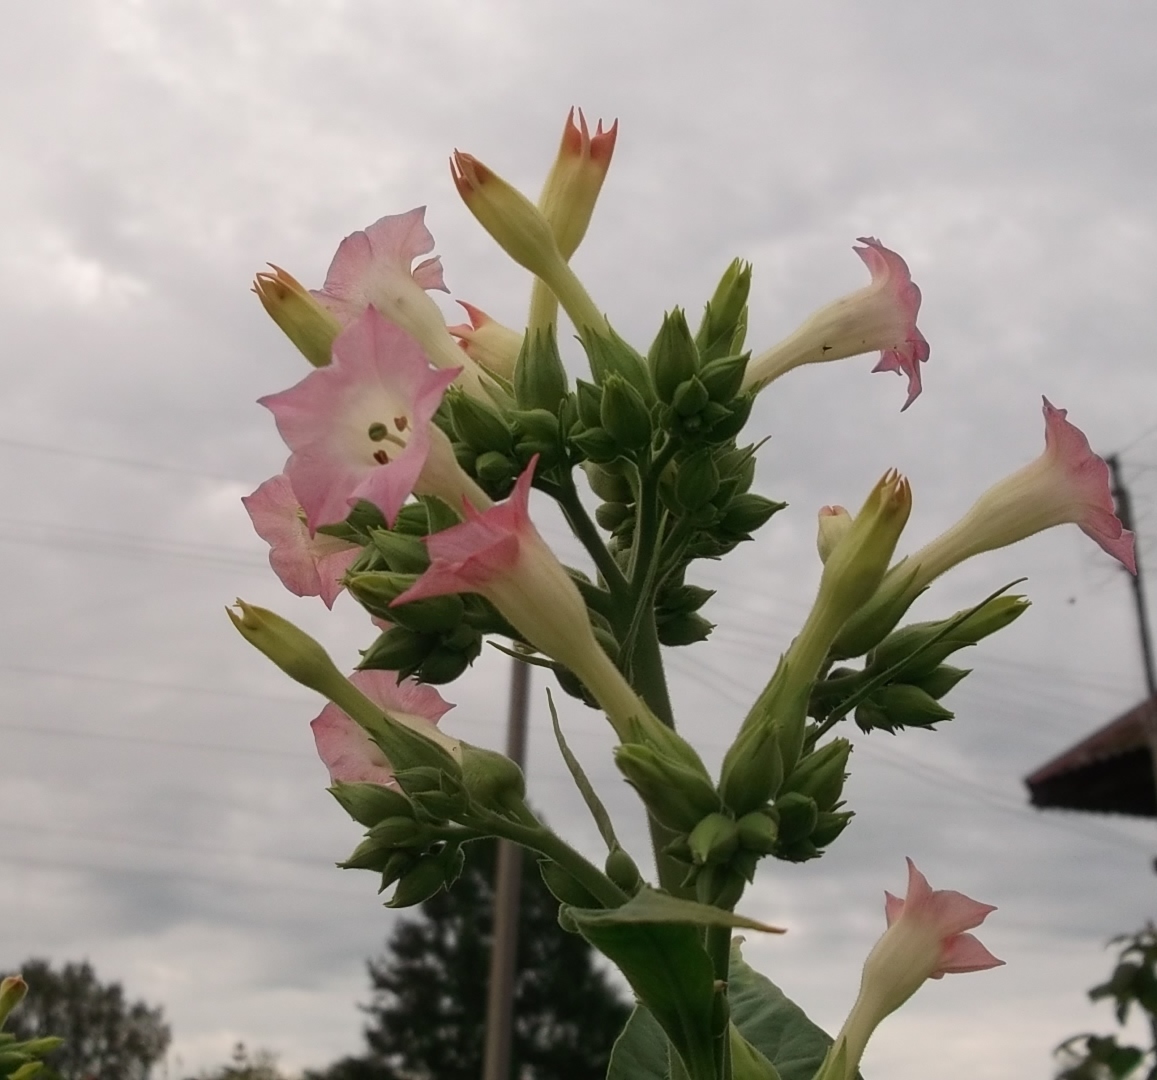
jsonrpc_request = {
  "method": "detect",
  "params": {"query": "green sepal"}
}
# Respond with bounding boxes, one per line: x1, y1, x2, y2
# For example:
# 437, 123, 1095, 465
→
911, 663, 971, 700
780, 739, 850, 812
358, 625, 434, 675
615, 743, 722, 833
673, 448, 720, 510
773, 792, 818, 845
581, 325, 655, 402
513, 325, 569, 412
570, 426, 621, 463
328, 781, 413, 828
601, 374, 653, 451
657, 611, 715, 647
448, 390, 513, 454
369, 529, 430, 573
720, 494, 786, 536
695, 259, 752, 363
699, 352, 749, 403
649, 308, 700, 404
388, 845, 463, 908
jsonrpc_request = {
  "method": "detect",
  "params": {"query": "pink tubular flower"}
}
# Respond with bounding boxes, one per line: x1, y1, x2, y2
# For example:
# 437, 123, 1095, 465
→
258, 306, 488, 532
447, 301, 522, 380
310, 207, 489, 394
391, 458, 644, 736
742, 237, 929, 410
907, 397, 1136, 582
242, 474, 360, 607
311, 669, 455, 787
826, 859, 1001, 1080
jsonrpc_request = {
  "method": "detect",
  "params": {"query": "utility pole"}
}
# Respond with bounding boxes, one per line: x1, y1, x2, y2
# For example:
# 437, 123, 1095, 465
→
1108, 454, 1157, 697
481, 654, 530, 1080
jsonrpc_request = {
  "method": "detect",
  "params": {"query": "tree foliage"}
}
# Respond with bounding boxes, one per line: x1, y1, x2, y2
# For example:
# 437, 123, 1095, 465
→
312, 837, 630, 1080
1, 959, 169, 1080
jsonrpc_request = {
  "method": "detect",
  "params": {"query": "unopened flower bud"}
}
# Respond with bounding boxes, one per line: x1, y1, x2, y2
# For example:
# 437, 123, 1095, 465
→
910, 664, 970, 700
719, 722, 786, 817
449, 392, 514, 456
0, 977, 27, 1027
719, 494, 786, 538
649, 309, 701, 403
614, 743, 721, 833
538, 107, 618, 261
389, 845, 463, 908
368, 815, 427, 848
781, 739, 851, 812
817, 505, 853, 563
696, 258, 753, 362
856, 685, 954, 734
688, 812, 741, 866
673, 449, 721, 512
369, 530, 431, 574
253, 264, 342, 368
329, 781, 414, 828
774, 791, 819, 845
736, 811, 780, 855
600, 374, 652, 451
513, 326, 570, 413
446, 301, 522, 380
605, 846, 643, 893
460, 742, 526, 810
698, 353, 749, 404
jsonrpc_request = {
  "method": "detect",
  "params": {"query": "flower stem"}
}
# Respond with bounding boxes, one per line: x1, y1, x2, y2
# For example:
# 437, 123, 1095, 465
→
554, 472, 630, 599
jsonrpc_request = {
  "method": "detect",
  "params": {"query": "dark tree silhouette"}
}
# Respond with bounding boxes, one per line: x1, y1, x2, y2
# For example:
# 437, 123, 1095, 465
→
2, 958, 169, 1080
311, 837, 630, 1080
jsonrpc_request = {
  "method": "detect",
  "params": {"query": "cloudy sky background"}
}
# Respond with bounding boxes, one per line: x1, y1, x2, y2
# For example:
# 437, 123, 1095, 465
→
3, 2, 1157, 1078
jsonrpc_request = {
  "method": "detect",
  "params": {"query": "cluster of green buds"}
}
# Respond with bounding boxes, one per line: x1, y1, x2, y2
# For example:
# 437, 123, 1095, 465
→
0, 977, 62, 1080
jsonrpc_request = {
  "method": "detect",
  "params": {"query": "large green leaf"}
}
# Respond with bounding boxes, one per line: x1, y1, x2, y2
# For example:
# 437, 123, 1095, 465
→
729, 942, 846, 1080
607, 1005, 670, 1080
571, 914, 717, 1080
569, 886, 784, 933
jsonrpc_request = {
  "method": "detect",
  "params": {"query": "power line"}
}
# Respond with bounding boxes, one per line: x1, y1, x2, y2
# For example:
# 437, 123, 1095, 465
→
0, 436, 242, 483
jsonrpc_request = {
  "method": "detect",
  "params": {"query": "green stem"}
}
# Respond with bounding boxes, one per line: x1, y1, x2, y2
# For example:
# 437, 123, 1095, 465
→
481, 806, 627, 910
630, 438, 679, 588
528, 277, 559, 336
705, 925, 732, 983
554, 472, 630, 599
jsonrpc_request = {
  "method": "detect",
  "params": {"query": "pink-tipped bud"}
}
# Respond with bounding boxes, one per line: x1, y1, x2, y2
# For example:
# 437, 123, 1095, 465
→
253, 264, 343, 368
817, 505, 853, 563
538, 107, 619, 259
447, 301, 523, 381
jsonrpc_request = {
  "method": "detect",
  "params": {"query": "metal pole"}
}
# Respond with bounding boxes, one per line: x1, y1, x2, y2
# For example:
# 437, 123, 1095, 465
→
481, 655, 530, 1080
1108, 454, 1157, 697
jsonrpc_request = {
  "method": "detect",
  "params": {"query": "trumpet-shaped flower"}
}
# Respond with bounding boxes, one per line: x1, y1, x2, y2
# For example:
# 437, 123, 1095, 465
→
312, 669, 454, 787
242, 473, 360, 607
538, 107, 619, 260
447, 301, 522, 380
824, 859, 1001, 1080
259, 307, 487, 532
392, 458, 644, 737
742, 238, 929, 409
909, 397, 1136, 581
310, 207, 489, 394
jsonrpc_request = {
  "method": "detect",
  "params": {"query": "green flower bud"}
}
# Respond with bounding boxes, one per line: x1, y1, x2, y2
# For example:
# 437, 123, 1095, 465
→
453, 442, 478, 476
569, 426, 621, 464
649, 308, 700, 403
583, 461, 634, 503
448, 391, 514, 455
574, 378, 603, 428
391, 501, 431, 535
704, 395, 753, 443
911, 664, 971, 700
0, 977, 27, 1027
781, 739, 851, 812
367, 816, 426, 848
659, 583, 715, 615
557, 906, 580, 934
614, 743, 721, 833
605, 846, 643, 893
600, 374, 652, 451
696, 258, 752, 362
389, 846, 463, 908
340, 836, 394, 872
329, 781, 414, 828
358, 626, 435, 675
416, 644, 476, 685
512, 407, 561, 447
380, 850, 417, 890
719, 721, 787, 818
688, 812, 741, 866
810, 810, 853, 847
719, 494, 786, 537
408, 786, 467, 820
774, 792, 819, 845
474, 450, 518, 493
695, 864, 746, 909
595, 501, 633, 531
736, 811, 780, 855
460, 742, 526, 810
672, 448, 720, 511
699, 353, 750, 404
656, 611, 715, 647
514, 325, 569, 412
369, 529, 431, 573
581, 325, 654, 402
539, 861, 600, 906
671, 376, 710, 418
857, 684, 954, 733
868, 595, 1030, 680
347, 572, 466, 634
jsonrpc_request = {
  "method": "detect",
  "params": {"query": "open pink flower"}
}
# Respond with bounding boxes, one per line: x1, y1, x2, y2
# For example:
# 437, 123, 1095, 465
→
827, 859, 1001, 1080
309, 207, 488, 394
908, 397, 1136, 582
258, 307, 461, 532
242, 473, 360, 607
311, 669, 454, 788
742, 237, 929, 410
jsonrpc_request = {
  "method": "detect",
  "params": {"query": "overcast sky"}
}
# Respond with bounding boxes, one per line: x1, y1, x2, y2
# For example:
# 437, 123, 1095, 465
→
3, 3, 1157, 1078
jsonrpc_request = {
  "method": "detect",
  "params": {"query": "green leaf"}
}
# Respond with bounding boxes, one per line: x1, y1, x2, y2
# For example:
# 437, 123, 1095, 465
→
729, 941, 844, 1080
730, 1023, 784, 1080
571, 914, 716, 1079
570, 887, 784, 934
547, 690, 620, 852
607, 1006, 671, 1080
